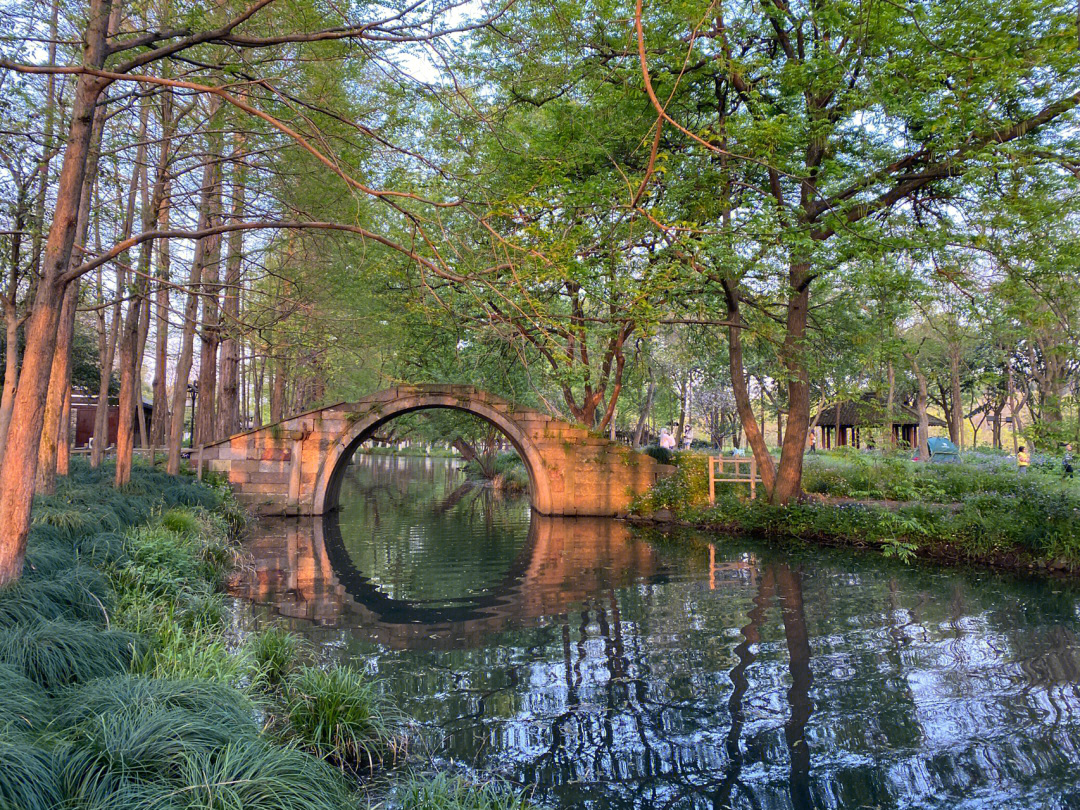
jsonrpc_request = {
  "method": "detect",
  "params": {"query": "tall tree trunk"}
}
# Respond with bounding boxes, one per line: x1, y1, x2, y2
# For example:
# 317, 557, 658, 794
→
149, 91, 175, 447
908, 353, 931, 461
632, 369, 655, 446
166, 158, 215, 476
216, 146, 245, 440
253, 353, 264, 428
114, 291, 143, 487
723, 279, 777, 493
948, 342, 962, 446
38, 94, 107, 491
886, 360, 896, 447
116, 100, 161, 486
194, 116, 224, 447
92, 135, 147, 464
0, 0, 112, 585
1008, 367, 1021, 454
270, 357, 286, 423
771, 264, 813, 505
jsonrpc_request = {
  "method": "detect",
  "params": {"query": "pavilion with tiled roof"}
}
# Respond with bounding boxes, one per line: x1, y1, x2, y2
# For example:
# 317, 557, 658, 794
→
815, 395, 946, 449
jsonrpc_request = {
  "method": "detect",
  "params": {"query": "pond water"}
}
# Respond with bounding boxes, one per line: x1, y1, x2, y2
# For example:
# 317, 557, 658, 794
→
231, 454, 1080, 810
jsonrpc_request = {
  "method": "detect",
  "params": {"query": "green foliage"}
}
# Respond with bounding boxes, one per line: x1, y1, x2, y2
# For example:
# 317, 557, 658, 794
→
0, 618, 144, 690
52, 675, 255, 734
283, 665, 405, 771
246, 627, 304, 687
0, 461, 357, 810
0, 663, 49, 734
0, 564, 112, 628
175, 738, 354, 810
389, 772, 539, 810
0, 739, 63, 810
637, 451, 1080, 566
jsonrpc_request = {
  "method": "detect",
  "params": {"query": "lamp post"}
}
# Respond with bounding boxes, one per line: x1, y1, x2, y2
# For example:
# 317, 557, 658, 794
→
187, 382, 198, 447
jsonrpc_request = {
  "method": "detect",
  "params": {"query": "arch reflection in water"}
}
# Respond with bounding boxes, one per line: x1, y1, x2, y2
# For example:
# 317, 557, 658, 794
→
232, 454, 1080, 810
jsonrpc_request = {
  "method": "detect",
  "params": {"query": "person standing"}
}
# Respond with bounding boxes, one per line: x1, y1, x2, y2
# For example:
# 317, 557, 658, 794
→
809, 432, 817, 453
1064, 443, 1074, 479
1017, 446, 1030, 473
659, 428, 676, 451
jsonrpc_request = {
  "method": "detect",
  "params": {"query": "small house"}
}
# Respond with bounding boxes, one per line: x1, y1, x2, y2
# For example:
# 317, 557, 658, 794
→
70, 390, 153, 448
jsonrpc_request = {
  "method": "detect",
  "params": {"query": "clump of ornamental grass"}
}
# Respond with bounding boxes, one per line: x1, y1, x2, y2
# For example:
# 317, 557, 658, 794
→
174, 738, 354, 810
0, 564, 113, 628
247, 626, 304, 687
388, 772, 540, 810
50, 743, 175, 810
51, 675, 255, 733
131, 617, 253, 683
55, 703, 256, 781
0, 738, 64, 810
0, 662, 50, 734
0, 617, 145, 690
283, 665, 406, 772
160, 507, 201, 536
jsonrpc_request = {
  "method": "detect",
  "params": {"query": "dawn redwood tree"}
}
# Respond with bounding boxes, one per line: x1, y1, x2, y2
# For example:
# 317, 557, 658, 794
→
0, 0, 512, 583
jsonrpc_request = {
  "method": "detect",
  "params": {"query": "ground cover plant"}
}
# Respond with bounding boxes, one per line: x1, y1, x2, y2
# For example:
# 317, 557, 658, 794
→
0, 460, 539, 810
635, 450, 1080, 570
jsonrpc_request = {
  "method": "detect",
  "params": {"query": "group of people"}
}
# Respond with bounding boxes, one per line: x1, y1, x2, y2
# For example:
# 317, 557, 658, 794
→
1017, 443, 1074, 478
658, 428, 693, 451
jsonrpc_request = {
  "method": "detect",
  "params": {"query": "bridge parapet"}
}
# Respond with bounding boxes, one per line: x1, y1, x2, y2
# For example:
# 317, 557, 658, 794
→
203, 384, 666, 517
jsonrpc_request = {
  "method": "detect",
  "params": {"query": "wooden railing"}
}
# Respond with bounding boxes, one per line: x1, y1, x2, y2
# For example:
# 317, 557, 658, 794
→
708, 455, 759, 502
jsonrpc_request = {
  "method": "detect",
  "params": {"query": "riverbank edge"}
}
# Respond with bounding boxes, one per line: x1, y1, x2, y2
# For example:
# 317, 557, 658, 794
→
0, 461, 535, 810
624, 509, 1080, 578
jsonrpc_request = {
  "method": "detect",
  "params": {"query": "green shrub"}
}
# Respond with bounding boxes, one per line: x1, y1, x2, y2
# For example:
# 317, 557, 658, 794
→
284, 665, 405, 771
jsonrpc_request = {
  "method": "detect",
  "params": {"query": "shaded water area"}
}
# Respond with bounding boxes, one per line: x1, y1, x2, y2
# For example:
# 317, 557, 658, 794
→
231, 454, 1080, 809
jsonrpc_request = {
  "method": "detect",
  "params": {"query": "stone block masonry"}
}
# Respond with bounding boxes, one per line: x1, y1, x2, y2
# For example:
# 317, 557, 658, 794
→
202, 384, 668, 517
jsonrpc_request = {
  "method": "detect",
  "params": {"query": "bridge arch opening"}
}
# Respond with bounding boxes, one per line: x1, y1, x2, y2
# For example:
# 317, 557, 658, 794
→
313, 394, 554, 516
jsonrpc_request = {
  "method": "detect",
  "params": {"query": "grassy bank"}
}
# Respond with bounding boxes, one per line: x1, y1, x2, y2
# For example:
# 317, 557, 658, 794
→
633, 449, 1080, 574
0, 460, 536, 810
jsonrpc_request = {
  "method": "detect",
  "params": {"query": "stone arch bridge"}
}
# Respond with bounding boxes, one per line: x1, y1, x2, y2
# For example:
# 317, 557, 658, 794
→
202, 384, 667, 517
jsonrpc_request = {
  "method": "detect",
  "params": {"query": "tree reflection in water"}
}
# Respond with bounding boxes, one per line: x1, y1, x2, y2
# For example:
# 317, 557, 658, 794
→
231, 455, 1080, 810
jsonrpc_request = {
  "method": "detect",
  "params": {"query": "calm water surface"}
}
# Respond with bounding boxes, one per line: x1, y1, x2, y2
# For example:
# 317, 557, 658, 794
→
231, 454, 1080, 810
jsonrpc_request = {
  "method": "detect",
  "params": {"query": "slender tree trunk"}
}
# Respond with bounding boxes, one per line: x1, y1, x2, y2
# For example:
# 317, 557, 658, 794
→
92, 105, 148, 464
270, 357, 286, 423
0, 0, 112, 585
632, 370, 655, 447
1008, 368, 1021, 454
908, 353, 931, 461
886, 361, 896, 448
166, 158, 215, 475
216, 125, 246, 440
0, 302, 20, 470
948, 342, 962, 446
194, 141, 223, 446
149, 92, 175, 447
253, 354, 264, 428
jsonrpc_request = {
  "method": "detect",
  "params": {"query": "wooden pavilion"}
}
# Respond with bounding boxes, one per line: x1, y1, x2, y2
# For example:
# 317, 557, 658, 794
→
814, 395, 946, 449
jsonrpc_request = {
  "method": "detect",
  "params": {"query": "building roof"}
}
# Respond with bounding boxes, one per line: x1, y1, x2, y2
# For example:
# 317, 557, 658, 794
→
815, 395, 947, 428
